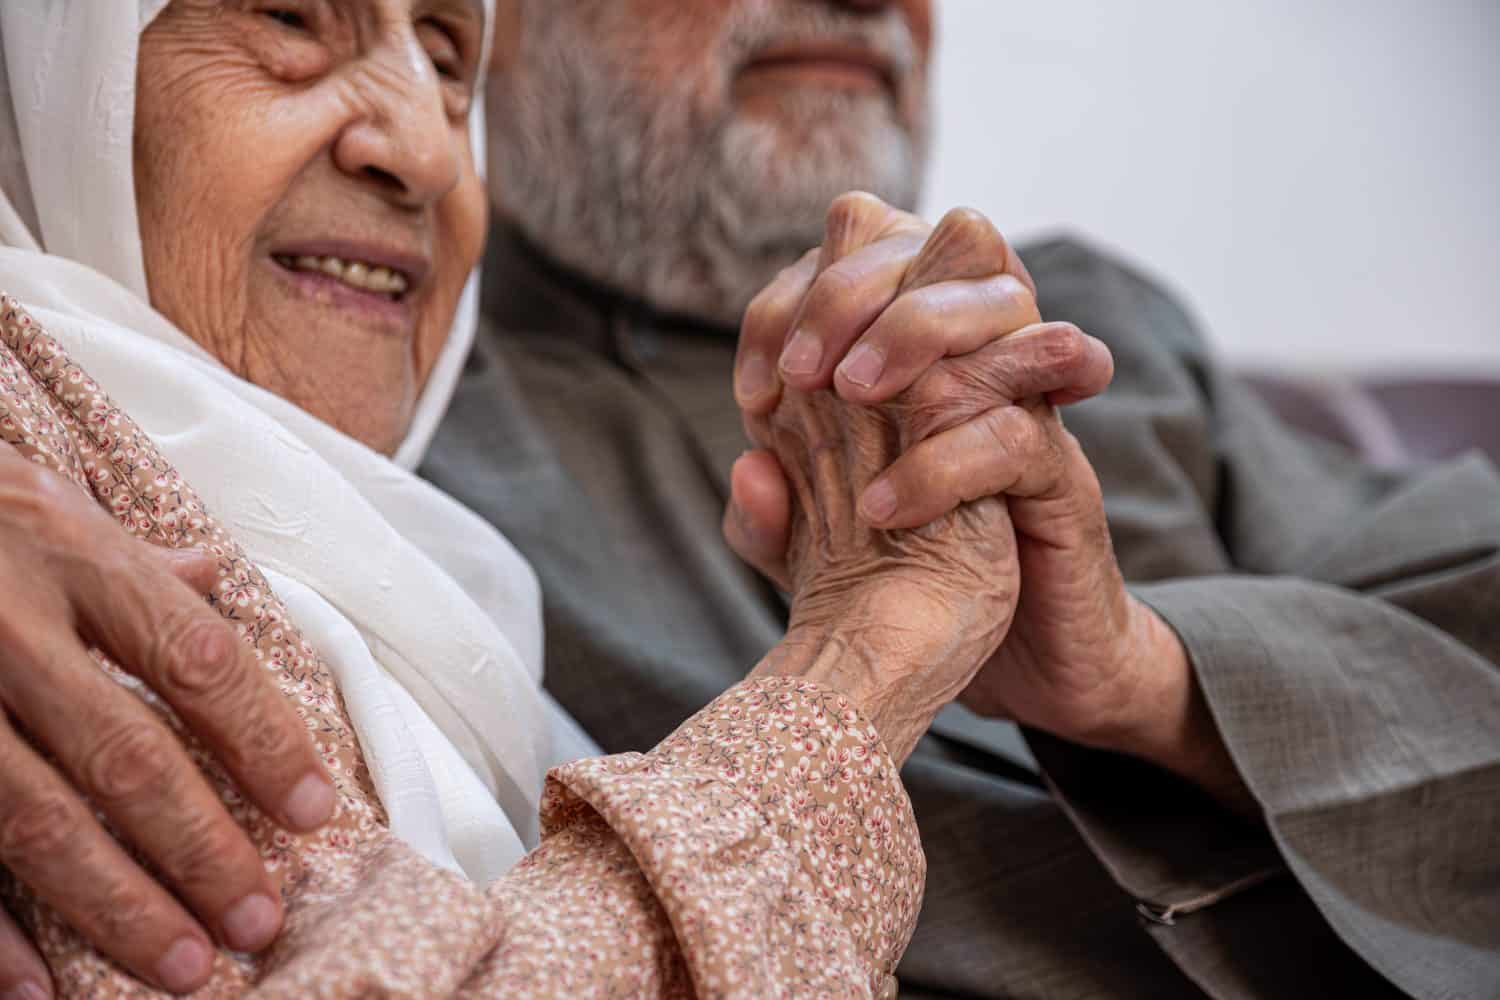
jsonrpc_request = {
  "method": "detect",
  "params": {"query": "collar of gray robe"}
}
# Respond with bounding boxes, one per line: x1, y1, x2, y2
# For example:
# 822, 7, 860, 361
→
479, 222, 739, 365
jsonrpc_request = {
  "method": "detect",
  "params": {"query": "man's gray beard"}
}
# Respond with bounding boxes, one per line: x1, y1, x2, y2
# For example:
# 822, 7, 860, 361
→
487, 8, 928, 328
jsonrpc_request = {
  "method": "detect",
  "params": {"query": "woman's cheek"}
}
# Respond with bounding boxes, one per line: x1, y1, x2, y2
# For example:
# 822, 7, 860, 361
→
416, 158, 487, 385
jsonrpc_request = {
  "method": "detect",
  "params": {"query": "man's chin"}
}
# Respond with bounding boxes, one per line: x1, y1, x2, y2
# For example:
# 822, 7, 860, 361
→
731, 85, 906, 141
716, 115, 922, 228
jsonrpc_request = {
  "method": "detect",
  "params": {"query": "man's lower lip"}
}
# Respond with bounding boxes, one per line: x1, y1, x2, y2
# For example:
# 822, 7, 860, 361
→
270, 259, 412, 331
735, 60, 889, 96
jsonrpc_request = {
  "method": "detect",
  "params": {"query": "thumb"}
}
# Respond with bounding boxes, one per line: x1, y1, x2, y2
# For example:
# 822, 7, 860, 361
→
148, 543, 220, 598
722, 449, 793, 592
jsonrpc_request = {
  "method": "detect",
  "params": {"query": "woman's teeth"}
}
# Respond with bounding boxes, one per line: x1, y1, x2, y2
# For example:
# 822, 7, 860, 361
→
276, 254, 409, 296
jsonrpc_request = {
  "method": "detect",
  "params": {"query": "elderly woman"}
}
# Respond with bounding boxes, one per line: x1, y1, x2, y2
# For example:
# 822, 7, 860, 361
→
0, 1, 1115, 997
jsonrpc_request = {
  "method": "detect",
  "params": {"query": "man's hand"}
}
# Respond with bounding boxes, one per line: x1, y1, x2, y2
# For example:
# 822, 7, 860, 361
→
726, 192, 1113, 582
0, 444, 336, 996
725, 193, 1254, 814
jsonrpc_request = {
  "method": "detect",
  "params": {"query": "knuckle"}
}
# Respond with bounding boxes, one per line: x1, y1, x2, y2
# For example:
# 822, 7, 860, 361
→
804, 264, 860, 320
1016, 410, 1052, 457
743, 284, 784, 334
155, 610, 245, 700
977, 407, 1028, 456
941, 205, 996, 238
166, 813, 245, 887
974, 407, 1011, 449
937, 207, 1007, 261
912, 366, 960, 409
743, 285, 804, 350
82, 720, 177, 804
1037, 323, 1088, 372
223, 696, 297, 773
825, 190, 883, 230
930, 447, 970, 504
901, 369, 962, 437
0, 792, 82, 867
85, 877, 157, 947
968, 350, 1026, 401
1, 464, 85, 540
886, 291, 939, 343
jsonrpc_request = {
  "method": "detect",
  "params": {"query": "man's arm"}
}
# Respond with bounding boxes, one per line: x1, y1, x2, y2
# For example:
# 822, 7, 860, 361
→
1015, 238, 1500, 999
731, 229, 1500, 997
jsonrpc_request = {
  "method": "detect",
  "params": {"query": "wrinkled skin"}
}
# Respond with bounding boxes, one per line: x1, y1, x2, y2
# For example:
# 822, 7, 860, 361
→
135, 0, 487, 453
762, 385, 1019, 762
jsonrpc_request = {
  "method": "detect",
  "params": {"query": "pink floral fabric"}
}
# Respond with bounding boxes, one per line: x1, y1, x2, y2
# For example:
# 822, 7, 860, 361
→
0, 294, 922, 998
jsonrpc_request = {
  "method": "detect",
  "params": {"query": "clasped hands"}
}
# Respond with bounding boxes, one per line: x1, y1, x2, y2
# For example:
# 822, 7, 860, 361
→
727, 192, 1204, 773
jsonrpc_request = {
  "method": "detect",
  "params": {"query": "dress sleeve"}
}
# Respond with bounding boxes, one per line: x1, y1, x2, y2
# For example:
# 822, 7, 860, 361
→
462, 676, 921, 999
1018, 241, 1500, 999
243, 678, 920, 999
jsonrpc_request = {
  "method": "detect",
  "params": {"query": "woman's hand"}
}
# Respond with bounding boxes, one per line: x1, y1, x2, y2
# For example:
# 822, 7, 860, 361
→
741, 194, 1068, 763
749, 387, 1019, 765
0, 444, 336, 995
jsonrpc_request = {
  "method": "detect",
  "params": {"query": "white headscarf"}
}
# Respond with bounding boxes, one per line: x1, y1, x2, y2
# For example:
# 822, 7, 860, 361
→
0, 0, 591, 884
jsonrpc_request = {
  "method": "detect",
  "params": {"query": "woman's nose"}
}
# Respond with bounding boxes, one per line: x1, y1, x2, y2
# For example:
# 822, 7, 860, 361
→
332, 40, 460, 208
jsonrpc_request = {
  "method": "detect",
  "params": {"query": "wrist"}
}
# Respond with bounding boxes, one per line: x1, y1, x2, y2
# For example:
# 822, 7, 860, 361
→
1092, 599, 1258, 814
1083, 598, 1195, 759
752, 621, 948, 766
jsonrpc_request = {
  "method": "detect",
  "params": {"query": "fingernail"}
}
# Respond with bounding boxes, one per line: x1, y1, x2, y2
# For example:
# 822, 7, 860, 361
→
156, 936, 211, 993
736, 353, 774, 401
282, 772, 335, 831
222, 893, 280, 952
861, 480, 899, 523
838, 344, 886, 389
778, 329, 823, 376
3, 981, 49, 1000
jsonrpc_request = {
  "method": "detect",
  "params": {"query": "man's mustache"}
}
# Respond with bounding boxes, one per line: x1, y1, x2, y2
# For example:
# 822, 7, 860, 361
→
725, 8, 920, 85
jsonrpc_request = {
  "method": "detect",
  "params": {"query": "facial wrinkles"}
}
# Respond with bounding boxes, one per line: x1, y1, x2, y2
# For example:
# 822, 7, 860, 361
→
135, 0, 485, 454
490, 0, 930, 327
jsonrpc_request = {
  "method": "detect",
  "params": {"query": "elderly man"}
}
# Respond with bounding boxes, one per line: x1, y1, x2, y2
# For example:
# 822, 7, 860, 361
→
419, 1, 1500, 998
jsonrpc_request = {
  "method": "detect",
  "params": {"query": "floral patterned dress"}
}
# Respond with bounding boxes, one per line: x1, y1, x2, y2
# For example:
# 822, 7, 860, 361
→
0, 295, 921, 998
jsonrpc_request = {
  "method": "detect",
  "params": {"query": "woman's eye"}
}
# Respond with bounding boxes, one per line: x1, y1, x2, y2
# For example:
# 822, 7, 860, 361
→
262, 8, 309, 31
418, 20, 466, 82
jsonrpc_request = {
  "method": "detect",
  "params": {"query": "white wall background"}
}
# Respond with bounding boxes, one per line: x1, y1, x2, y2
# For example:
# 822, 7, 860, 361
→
924, 0, 1500, 374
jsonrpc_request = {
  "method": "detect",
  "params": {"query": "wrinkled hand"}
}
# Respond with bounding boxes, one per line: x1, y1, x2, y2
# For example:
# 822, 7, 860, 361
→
741, 194, 1075, 762
726, 192, 1113, 577
727, 195, 1238, 804
724, 193, 1133, 750
0, 443, 335, 996
749, 385, 1018, 765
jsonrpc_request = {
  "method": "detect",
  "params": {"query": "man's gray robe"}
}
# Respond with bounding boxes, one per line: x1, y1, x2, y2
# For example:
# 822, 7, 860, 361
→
422, 226, 1500, 999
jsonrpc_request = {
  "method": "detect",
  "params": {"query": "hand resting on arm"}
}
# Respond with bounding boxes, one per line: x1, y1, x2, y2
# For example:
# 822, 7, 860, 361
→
0, 441, 334, 993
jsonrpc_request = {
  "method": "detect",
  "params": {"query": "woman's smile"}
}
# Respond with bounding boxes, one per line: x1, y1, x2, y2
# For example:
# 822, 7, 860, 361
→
267, 240, 431, 332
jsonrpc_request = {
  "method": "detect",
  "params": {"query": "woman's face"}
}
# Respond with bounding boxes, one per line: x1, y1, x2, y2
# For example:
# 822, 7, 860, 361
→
134, 0, 488, 454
